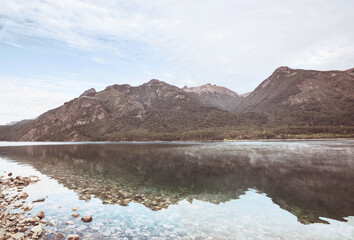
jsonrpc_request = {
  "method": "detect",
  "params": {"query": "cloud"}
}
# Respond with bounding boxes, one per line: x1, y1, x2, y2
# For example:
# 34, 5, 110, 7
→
0, 75, 107, 125
0, 0, 353, 95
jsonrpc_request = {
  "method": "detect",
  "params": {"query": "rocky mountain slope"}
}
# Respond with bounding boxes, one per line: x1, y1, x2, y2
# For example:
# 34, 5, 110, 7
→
0, 67, 353, 141
236, 67, 354, 126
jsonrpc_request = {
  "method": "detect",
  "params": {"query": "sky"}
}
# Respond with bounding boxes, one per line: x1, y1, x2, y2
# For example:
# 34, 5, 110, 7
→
0, 0, 353, 124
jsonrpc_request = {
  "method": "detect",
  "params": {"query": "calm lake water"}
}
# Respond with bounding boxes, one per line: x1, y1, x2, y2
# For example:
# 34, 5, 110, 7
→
0, 140, 353, 239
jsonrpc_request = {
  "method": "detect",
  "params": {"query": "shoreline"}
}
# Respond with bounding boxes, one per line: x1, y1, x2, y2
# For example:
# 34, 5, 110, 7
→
0, 137, 353, 146
0, 173, 46, 239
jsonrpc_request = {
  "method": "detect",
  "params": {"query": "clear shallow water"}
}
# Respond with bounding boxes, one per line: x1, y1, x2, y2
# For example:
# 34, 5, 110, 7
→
0, 140, 354, 239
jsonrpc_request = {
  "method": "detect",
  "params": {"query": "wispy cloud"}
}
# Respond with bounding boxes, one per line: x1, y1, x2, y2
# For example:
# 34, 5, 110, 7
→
91, 57, 106, 64
5, 41, 26, 49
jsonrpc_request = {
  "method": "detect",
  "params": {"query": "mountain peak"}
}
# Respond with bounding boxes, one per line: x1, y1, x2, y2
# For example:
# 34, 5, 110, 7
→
79, 88, 96, 97
274, 66, 292, 74
147, 79, 165, 84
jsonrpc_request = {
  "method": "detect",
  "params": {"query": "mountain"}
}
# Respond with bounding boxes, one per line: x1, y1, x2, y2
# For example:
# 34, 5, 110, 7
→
182, 84, 241, 111
236, 66, 354, 126
0, 119, 35, 141
0, 67, 353, 141
0, 80, 250, 141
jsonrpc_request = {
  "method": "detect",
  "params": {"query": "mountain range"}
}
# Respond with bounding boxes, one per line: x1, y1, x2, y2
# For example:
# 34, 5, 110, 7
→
0, 66, 353, 141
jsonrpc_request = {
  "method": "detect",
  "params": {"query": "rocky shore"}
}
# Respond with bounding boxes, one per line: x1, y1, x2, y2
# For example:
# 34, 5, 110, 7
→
0, 173, 91, 240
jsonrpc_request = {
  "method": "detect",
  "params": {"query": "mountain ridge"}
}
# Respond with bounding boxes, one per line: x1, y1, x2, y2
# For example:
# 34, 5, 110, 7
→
0, 66, 353, 141
1, 79, 250, 141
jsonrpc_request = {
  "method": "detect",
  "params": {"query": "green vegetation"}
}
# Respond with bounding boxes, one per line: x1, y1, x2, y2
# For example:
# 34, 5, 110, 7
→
53, 126, 354, 142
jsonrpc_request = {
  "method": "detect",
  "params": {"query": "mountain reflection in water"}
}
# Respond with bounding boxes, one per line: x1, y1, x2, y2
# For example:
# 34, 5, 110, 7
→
0, 141, 353, 225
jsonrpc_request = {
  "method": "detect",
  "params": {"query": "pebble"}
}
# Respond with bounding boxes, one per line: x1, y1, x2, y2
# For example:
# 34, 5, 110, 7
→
36, 211, 45, 219
19, 192, 29, 199
81, 216, 92, 222
1, 201, 9, 208
31, 225, 43, 234
72, 213, 80, 218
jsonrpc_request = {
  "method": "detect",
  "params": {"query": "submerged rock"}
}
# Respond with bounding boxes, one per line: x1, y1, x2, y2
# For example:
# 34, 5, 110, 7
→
76, 225, 87, 232
102, 230, 111, 237
33, 198, 45, 203
14, 201, 23, 208
55, 233, 64, 240
49, 220, 57, 226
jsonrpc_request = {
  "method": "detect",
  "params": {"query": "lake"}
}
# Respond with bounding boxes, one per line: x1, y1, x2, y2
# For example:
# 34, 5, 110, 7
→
0, 140, 353, 239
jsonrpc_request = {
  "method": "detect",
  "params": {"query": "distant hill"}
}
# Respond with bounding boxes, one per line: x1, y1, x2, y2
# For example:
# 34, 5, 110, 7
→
182, 84, 241, 111
0, 67, 353, 141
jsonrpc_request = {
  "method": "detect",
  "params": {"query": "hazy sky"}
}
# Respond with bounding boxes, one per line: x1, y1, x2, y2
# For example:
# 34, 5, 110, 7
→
0, 0, 353, 124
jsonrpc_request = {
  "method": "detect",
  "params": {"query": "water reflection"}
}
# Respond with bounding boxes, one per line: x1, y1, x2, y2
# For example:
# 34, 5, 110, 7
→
0, 141, 353, 225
